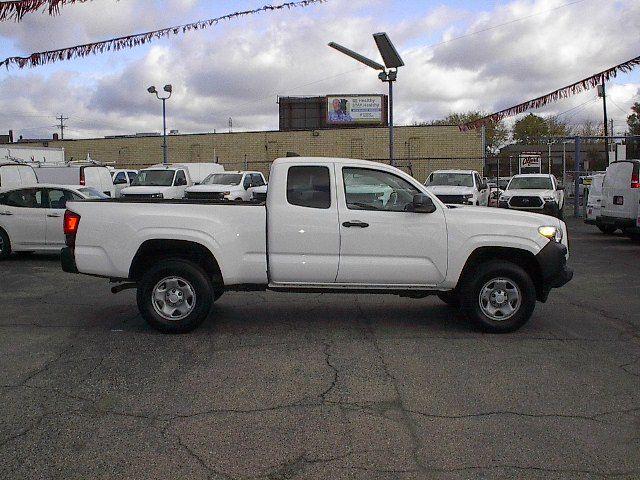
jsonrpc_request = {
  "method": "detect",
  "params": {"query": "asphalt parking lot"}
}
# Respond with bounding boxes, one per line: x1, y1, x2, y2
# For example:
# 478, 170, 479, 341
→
1, 216, 639, 480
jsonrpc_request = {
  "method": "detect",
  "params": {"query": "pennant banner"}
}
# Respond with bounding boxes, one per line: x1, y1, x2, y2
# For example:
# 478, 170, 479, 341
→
0, 0, 94, 21
460, 54, 640, 131
0, 0, 325, 68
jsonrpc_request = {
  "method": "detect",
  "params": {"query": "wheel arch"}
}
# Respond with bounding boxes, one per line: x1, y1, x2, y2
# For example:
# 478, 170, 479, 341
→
458, 246, 544, 301
129, 239, 223, 287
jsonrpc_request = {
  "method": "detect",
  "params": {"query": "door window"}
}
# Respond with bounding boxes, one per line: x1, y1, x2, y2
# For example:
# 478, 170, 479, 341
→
243, 175, 252, 189
113, 172, 127, 184
343, 167, 419, 212
251, 173, 265, 187
175, 170, 187, 186
47, 189, 69, 209
127, 172, 138, 182
3, 188, 45, 208
287, 166, 331, 209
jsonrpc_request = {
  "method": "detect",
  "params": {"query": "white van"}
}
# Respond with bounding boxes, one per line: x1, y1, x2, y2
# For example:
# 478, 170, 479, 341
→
584, 173, 605, 227
121, 163, 224, 199
33, 163, 115, 197
597, 160, 640, 238
0, 162, 38, 190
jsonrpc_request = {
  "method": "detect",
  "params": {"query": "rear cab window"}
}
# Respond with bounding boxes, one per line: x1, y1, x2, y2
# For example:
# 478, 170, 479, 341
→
287, 166, 331, 209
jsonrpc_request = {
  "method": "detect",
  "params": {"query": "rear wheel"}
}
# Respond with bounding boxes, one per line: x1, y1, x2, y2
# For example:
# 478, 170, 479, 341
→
459, 260, 536, 333
136, 259, 214, 333
0, 229, 11, 260
597, 224, 617, 234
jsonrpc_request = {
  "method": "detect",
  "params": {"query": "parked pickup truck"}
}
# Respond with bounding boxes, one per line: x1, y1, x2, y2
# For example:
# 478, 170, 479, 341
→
61, 157, 572, 334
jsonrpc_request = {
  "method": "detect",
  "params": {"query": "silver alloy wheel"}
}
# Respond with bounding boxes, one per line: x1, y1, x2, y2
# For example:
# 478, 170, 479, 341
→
478, 277, 521, 321
151, 276, 197, 321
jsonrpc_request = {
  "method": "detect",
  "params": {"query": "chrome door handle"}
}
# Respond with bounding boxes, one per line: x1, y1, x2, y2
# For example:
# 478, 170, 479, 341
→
342, 220, 369, 228
47, 214, 61, 218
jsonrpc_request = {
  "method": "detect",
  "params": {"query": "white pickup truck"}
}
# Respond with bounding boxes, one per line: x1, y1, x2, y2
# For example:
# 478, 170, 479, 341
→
61, 157, 572, 334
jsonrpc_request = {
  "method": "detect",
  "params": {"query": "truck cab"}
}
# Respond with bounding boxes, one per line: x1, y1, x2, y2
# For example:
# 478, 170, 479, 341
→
121, 165, 191, 199
424, 170, 489, 206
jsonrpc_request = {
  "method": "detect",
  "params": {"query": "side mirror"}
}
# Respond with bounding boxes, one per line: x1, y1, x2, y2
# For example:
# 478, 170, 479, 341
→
412, 193, 436, 213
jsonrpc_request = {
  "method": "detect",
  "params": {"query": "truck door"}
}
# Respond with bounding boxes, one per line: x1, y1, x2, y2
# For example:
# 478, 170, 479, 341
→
267, 163, 340, 284
336, 165, 447, 286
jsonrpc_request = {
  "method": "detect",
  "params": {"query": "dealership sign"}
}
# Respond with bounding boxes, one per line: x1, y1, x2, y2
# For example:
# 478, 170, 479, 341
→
326, 95, 383, 125
519, 153, 542, 174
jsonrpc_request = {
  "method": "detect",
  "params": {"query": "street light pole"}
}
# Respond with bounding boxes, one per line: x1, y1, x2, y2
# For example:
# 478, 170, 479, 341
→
328, 33, 404, 167
148, 85, 173, 165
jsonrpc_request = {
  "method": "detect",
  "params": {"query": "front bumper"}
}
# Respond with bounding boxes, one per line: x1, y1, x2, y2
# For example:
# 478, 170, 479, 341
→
535, 240, 573, 302
61, 247, 79, 274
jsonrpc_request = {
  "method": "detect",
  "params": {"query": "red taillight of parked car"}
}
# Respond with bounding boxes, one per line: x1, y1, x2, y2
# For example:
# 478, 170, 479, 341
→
79, 168, 86, 186
631, 171, 639, 189
64, 210, 81, 247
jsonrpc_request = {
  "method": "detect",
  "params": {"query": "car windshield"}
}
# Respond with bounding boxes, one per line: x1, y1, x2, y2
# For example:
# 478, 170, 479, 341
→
428, 173, 474, 187
507, 177, 553, 190
203, 173, 243, 186
131, 170, 175, 187
78, 187, 108, 199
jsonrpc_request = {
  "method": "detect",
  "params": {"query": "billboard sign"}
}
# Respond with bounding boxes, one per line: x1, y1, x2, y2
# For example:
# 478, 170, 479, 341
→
326, 95, 383, 125
519, 153, 542, 174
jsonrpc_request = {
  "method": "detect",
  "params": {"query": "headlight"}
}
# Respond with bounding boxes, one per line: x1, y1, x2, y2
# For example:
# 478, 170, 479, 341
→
222, 191, 231, 196
499, 195, 510, 202
538, 225, 563, 242
543, 196, 555, 202
151, 193, 164, 199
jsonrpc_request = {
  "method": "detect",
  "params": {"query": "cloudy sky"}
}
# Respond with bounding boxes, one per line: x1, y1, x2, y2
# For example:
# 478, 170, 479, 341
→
0, 0, 638, 140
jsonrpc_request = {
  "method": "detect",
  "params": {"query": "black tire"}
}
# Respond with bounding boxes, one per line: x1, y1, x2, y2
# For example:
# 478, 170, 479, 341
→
0, 228, 11, 260
459, 260, 536, 333
597, 224, 616, 234
136, 259, 213, 333
437, 291, 459, 308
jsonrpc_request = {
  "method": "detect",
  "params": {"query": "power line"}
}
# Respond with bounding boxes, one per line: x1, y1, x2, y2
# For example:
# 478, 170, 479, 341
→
55, 114, 68, 139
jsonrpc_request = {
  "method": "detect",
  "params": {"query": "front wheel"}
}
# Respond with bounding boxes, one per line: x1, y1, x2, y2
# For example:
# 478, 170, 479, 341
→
136, 259, 214, 333
459, 261, 536, 333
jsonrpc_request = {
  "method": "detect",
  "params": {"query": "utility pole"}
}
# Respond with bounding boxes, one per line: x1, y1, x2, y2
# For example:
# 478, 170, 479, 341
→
598, 78, 609, 164
56, 114, 68, 139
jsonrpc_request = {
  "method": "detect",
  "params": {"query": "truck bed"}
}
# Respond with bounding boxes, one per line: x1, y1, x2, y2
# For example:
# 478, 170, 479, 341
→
66, 199, 268, 285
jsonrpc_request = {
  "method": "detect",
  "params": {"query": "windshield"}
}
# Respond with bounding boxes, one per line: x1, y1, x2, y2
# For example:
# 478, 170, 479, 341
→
78, 187, 108, 199
427, 173, 474, 187
131, 170, 175, 187
507, 177, 553, 190
203, 173, 243, 186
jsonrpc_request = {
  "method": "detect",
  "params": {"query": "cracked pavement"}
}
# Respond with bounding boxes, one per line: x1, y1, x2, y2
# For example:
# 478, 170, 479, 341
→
1, 217, 639, 479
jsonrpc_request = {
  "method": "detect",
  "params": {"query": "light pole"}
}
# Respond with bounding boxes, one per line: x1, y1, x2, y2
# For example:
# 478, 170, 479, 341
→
148, 84, 173, 165
329, 33, 404, 166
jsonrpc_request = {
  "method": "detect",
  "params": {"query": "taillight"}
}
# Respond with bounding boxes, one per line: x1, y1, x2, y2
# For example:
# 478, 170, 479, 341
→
632, 170, 639, 189
79, 168, 86, 186
64, 210, 80, 247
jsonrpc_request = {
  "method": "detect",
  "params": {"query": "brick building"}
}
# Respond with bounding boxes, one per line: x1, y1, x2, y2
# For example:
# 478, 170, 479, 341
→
21, 124, 483, 182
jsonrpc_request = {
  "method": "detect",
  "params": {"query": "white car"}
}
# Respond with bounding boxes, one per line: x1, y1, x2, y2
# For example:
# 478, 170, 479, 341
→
0, 184, 107, 259
597, 160, 640, 238
424, 170, 489, 206
121, 163, 224, 199
584, 173, 605, 227
110, 169, 139, 198
499, 174, 565, 218
185, 171, 266, 201
63, 157, 572, 335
